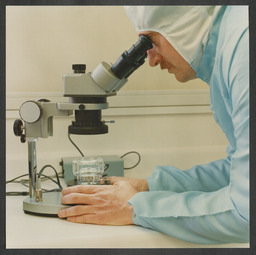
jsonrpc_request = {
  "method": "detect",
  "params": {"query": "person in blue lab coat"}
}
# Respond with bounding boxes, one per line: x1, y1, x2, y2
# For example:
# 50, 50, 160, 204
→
58, 6, 249, 244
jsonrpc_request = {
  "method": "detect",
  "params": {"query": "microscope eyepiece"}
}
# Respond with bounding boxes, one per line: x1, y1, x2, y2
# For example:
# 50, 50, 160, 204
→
110, 35, 152, 79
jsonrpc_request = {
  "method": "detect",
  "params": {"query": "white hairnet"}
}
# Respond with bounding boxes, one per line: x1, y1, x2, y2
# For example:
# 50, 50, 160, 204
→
124, 6, 222, 71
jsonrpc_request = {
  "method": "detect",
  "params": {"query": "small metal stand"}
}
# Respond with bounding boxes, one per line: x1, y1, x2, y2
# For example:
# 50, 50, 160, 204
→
23, 139, 68, 216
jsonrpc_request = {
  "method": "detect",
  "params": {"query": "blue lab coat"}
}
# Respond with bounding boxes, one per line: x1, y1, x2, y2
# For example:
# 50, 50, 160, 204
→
128, 6, 249, 244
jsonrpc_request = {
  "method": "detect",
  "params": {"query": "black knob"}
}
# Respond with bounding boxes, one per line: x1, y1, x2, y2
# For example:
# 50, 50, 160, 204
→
72, 64, 86, 73
20, 134, 26, 143
13, 119, 23, 136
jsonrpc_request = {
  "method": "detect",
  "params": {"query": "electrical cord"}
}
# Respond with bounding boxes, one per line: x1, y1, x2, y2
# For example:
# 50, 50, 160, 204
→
6, 165, 63, 196
6, 174, 29, 184
7, 135, 141, 196
67, 133, 141, 170
6, 172, 62, 187
68, 133, 84, 157
38, 164, 62, 189
104, 164, 110, 172
6, 191, 29, 196
121, 151, 141, 170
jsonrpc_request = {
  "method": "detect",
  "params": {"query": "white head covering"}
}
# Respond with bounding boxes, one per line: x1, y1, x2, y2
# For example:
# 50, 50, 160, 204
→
124, 6, 222, 71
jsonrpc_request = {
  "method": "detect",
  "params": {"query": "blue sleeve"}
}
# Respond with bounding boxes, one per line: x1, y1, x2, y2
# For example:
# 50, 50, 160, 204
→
128, 189, 249, 244
128, 157, 248, 244
146, 157, 231, 193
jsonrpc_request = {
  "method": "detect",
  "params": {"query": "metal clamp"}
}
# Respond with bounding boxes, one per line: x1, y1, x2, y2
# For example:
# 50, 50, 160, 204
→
57, 102, 108, 111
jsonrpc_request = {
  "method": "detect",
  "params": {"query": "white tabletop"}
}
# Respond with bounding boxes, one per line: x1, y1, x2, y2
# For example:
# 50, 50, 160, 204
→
5, 193, 249, 249
5, 175, 249, 249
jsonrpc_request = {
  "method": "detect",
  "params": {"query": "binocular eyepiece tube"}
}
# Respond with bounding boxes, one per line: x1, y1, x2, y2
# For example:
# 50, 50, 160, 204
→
110, 35, 153, 79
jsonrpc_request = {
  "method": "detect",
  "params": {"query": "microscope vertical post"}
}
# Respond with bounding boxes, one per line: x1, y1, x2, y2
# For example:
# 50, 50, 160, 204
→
27, 139, 37, 198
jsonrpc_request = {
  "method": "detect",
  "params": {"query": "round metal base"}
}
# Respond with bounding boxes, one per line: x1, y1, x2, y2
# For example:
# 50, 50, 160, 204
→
23, 192, 69, 216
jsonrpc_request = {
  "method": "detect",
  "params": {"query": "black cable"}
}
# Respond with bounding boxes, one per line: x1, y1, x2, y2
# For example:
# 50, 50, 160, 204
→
38, 165, 62, 189
6, 170, 62, 186
121, 151, 141, 170
6, 187, 62, 196
41, 173, 61, 187
6, 148, 140, 197
104, 164, 110, 172
6, 164, 63, 196
6, 191, 29, 196
6, 174, 29, 184
68, 133, 84, 157
10, 173, 62, 190
41, 188, 62, 193
67, 133, 141, 170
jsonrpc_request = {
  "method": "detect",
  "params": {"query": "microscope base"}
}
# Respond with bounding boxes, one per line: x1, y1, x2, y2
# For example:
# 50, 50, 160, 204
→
23, 192, 69, 216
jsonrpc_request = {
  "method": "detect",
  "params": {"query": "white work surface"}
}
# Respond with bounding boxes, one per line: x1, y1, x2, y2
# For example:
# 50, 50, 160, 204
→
6, 191, 249, 249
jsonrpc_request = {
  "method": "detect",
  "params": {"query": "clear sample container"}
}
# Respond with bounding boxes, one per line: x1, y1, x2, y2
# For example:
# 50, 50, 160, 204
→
72, 157, 104, 185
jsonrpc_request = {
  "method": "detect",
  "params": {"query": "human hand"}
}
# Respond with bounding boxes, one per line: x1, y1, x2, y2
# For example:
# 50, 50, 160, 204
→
109, 176, 149, 192
58, 181, 137, 225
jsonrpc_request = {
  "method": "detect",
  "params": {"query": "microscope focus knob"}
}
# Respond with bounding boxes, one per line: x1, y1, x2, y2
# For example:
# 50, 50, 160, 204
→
13, 119, 26, 143
19, 100, 42, 123
13, 119, 24, 136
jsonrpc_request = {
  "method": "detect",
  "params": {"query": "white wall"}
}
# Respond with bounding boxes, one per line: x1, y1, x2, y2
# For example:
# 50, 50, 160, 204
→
6, 6, 208, 93
6, 6, 228, 181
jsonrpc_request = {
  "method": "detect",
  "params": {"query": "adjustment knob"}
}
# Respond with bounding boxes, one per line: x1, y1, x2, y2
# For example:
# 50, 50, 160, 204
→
13, 119, 24, 136
19, 100, 42, 123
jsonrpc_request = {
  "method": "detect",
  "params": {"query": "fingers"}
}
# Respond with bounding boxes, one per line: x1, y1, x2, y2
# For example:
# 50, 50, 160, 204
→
62, 184, 106, 196
58, 180, 136, 225
61, 179, 130, 197
58, 205, 111, 225
66, 214, 97, 224
61, 193, 96, 205
65, 214, 112, 225
66, 214, 120, 225
58, 205, 93, 219
58, 206, 130, 225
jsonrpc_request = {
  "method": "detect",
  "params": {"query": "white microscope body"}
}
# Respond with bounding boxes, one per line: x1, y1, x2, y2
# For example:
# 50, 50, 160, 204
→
13, 35, 152, 216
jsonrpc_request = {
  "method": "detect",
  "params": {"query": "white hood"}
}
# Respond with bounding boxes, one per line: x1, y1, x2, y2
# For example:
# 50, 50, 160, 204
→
124, 6, 222, 71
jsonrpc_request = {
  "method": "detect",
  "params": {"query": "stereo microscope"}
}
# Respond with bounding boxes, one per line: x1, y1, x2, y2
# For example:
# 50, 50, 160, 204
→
13, 35, 152, 216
